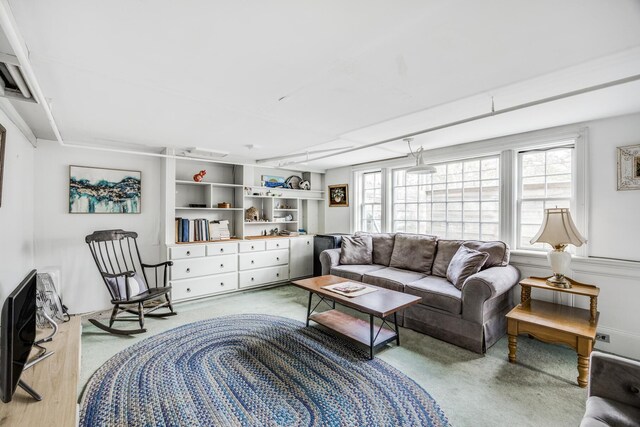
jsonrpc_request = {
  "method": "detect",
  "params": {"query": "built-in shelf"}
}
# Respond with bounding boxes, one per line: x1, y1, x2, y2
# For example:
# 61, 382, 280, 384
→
274, 208, 298, 211
176, 207, 243, 211
245, 185, 324, 194
245, 221, 298, 225
176, 180, 243, 188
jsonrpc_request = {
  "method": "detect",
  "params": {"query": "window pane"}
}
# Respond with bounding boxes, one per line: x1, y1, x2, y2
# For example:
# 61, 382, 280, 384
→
447, 182, 463, 201
481, 223, 500, 241
547, 174, 571, 198
481, 179, 500, 201
522, 176, 545, 198
517, 145, 574, 250
392, 156, 500, 239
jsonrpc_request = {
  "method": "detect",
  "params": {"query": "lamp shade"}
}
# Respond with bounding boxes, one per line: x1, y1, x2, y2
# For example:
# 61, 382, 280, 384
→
530, 208, 587, 248
406, 148, 436, 175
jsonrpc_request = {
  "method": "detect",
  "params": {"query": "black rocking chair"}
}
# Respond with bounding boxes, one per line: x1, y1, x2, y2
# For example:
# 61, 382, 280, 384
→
86, 229, 176, 335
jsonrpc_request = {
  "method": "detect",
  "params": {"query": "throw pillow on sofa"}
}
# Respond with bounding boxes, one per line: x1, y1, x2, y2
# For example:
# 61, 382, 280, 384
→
340, 234, 374, 265
389, 233, 437, 273
446, 245, 489, 289
355, 232, 396, 266
432, 239, 510, 277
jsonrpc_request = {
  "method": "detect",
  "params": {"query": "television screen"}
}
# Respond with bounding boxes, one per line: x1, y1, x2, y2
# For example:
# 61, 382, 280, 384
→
0, 269, 37, 403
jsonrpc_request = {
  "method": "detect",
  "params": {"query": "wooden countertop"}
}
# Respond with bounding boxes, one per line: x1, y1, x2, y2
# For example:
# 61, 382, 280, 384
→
0, 316, 81, 427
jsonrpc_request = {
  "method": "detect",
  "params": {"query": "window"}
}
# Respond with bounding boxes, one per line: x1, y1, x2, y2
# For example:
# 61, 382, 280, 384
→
359, 171, 382, 232
517, 146, 573, 250
392, 157, 500, 240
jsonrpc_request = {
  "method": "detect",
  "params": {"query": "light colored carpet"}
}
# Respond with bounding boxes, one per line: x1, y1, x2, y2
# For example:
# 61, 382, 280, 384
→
80, 284, 587, 427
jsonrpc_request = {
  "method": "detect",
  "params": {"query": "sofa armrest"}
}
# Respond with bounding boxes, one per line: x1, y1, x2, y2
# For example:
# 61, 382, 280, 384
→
320, 248, 341, 275
461, 265, 520, 323
589, 351, 640, 407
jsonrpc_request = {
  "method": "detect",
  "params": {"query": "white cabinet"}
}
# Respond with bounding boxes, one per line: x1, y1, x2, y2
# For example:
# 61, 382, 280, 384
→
171, 254, 237, 280
171, 273, 238, 301
265, 239, 289, 250
239, 265, 288, 289
290, 236, 314, 279
239, 240, 266, 253
239, 249, 288, 270
169, 245, 206, 260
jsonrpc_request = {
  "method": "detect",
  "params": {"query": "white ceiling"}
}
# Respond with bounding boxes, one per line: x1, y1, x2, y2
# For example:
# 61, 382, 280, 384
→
4, 0, 640, 170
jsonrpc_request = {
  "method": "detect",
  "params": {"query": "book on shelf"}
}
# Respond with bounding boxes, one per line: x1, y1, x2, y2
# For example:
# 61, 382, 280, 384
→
175, 218, 230, 243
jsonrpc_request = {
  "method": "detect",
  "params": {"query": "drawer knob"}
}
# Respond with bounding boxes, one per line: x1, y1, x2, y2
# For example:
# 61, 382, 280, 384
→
220, 264, 224, 268
251, 260, 255, 264
251, 245, 254, 249
186, 251, 191, 256
220, 282, 224, 286
186, 268, 191, 273
220, 248, 224, 253
186, 288, 191, 293
251, 277, 254, 281
276, 257, 280, 261
276, 273, 280, 277
307, 241, 310, 245
276, 244, 280, 247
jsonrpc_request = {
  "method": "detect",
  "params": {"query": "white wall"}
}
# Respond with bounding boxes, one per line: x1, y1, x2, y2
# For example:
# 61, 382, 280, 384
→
34, 142, 162, 314
323, 112, 640, 358
0, 111, 35, 304
587, 113, 640, 261
324, 166, 352, 233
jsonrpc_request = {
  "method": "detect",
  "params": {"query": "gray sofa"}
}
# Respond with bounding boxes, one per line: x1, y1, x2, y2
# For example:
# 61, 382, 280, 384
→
319, 232, 520, 353
581, 351, 640, 426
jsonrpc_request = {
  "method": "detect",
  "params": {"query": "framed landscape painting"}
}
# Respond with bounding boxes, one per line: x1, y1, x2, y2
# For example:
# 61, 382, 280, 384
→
69, 166, 141, 213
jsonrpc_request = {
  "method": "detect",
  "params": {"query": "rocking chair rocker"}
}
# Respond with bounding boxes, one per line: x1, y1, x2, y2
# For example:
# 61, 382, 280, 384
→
86, 229, 176, 335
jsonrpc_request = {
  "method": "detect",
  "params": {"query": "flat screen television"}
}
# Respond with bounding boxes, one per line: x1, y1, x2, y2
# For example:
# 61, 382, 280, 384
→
0, 269, 37, 403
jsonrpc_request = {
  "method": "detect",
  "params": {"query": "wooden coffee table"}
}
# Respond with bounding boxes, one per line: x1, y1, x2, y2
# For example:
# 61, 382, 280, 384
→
291, 275, 422, 359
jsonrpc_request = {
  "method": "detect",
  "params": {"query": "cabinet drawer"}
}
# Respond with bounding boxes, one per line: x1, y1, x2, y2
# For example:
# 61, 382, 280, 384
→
265, 239, 289, 250
206, 242, 237, 256
169, 245, 206, 260
239, 265, 288, 288
239, 249, 288, 271
239, 241, 266, 253
171, 273, 238, 301
171, 255, 237, 280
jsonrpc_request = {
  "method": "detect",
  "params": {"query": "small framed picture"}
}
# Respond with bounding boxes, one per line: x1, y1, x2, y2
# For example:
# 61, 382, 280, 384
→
328, 184, 349, 207
617, 144, 640, 191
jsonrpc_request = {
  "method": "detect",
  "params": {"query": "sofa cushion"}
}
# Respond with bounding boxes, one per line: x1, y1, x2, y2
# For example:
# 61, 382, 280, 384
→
389, 233, 437, 273
362, 267, 426, 293
405, 276, 462, 315
447, 245, 489, 289
581, 396, 640, 427
339, 234, 373, 265
356, 232, 396, 266
432, 239, 510, 277
331, 264, 385, 282
464, 240, 510, 269
432, 239, 465, 277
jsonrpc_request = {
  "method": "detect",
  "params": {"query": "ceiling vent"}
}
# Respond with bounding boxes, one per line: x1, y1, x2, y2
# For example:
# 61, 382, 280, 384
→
0, 56, 36, 103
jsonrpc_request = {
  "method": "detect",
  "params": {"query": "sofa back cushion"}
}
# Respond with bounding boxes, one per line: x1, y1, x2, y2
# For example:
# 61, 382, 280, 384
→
432, 239, 510, 277
446, 245, 489, 289
356, 232, 396, 266
389, 233, 437, 273
339, 234, 373, 265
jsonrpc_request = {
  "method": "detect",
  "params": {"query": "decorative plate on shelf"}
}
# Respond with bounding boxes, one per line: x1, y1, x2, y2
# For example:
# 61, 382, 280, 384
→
299, 180, 310, 190
285, 175, 302, 189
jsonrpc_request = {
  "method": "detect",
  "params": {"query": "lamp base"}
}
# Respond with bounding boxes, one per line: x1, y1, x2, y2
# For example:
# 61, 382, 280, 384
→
546, 274, 571, 289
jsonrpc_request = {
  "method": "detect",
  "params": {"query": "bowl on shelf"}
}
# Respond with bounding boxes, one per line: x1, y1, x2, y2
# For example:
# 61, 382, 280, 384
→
217, 202, 231, 208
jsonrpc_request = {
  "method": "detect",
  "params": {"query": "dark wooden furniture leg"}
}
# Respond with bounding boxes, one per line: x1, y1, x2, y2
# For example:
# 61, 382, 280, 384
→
369, 314, 374, 360
394, 312, 400, 345
306, 292, 313, 326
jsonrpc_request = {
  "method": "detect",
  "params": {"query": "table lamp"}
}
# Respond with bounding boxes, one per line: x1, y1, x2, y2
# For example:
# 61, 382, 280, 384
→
530, 208, 587, 288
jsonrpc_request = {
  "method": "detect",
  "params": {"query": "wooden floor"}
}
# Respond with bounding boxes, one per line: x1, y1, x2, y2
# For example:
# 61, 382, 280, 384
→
0, 316, 81, 427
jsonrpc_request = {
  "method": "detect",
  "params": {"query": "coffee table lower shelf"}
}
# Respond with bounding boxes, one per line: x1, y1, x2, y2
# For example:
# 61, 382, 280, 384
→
309, 310, 397, 358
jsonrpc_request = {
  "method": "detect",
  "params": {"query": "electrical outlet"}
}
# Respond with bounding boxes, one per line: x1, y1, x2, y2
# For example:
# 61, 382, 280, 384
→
595, 333, 610, 343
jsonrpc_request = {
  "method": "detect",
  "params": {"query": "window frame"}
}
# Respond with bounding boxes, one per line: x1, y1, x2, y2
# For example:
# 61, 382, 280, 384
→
389, 154, 502, 240
359, 170, 383, 233
349, 127, 588, 257
515, 144, 576, 252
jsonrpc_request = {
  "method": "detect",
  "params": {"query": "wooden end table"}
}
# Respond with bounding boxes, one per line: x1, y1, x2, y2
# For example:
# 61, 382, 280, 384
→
506, 276, 600, 387
291, 275, 422, 359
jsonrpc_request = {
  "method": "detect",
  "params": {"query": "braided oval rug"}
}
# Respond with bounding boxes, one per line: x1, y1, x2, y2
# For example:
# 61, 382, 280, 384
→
80, 314, 450, 427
